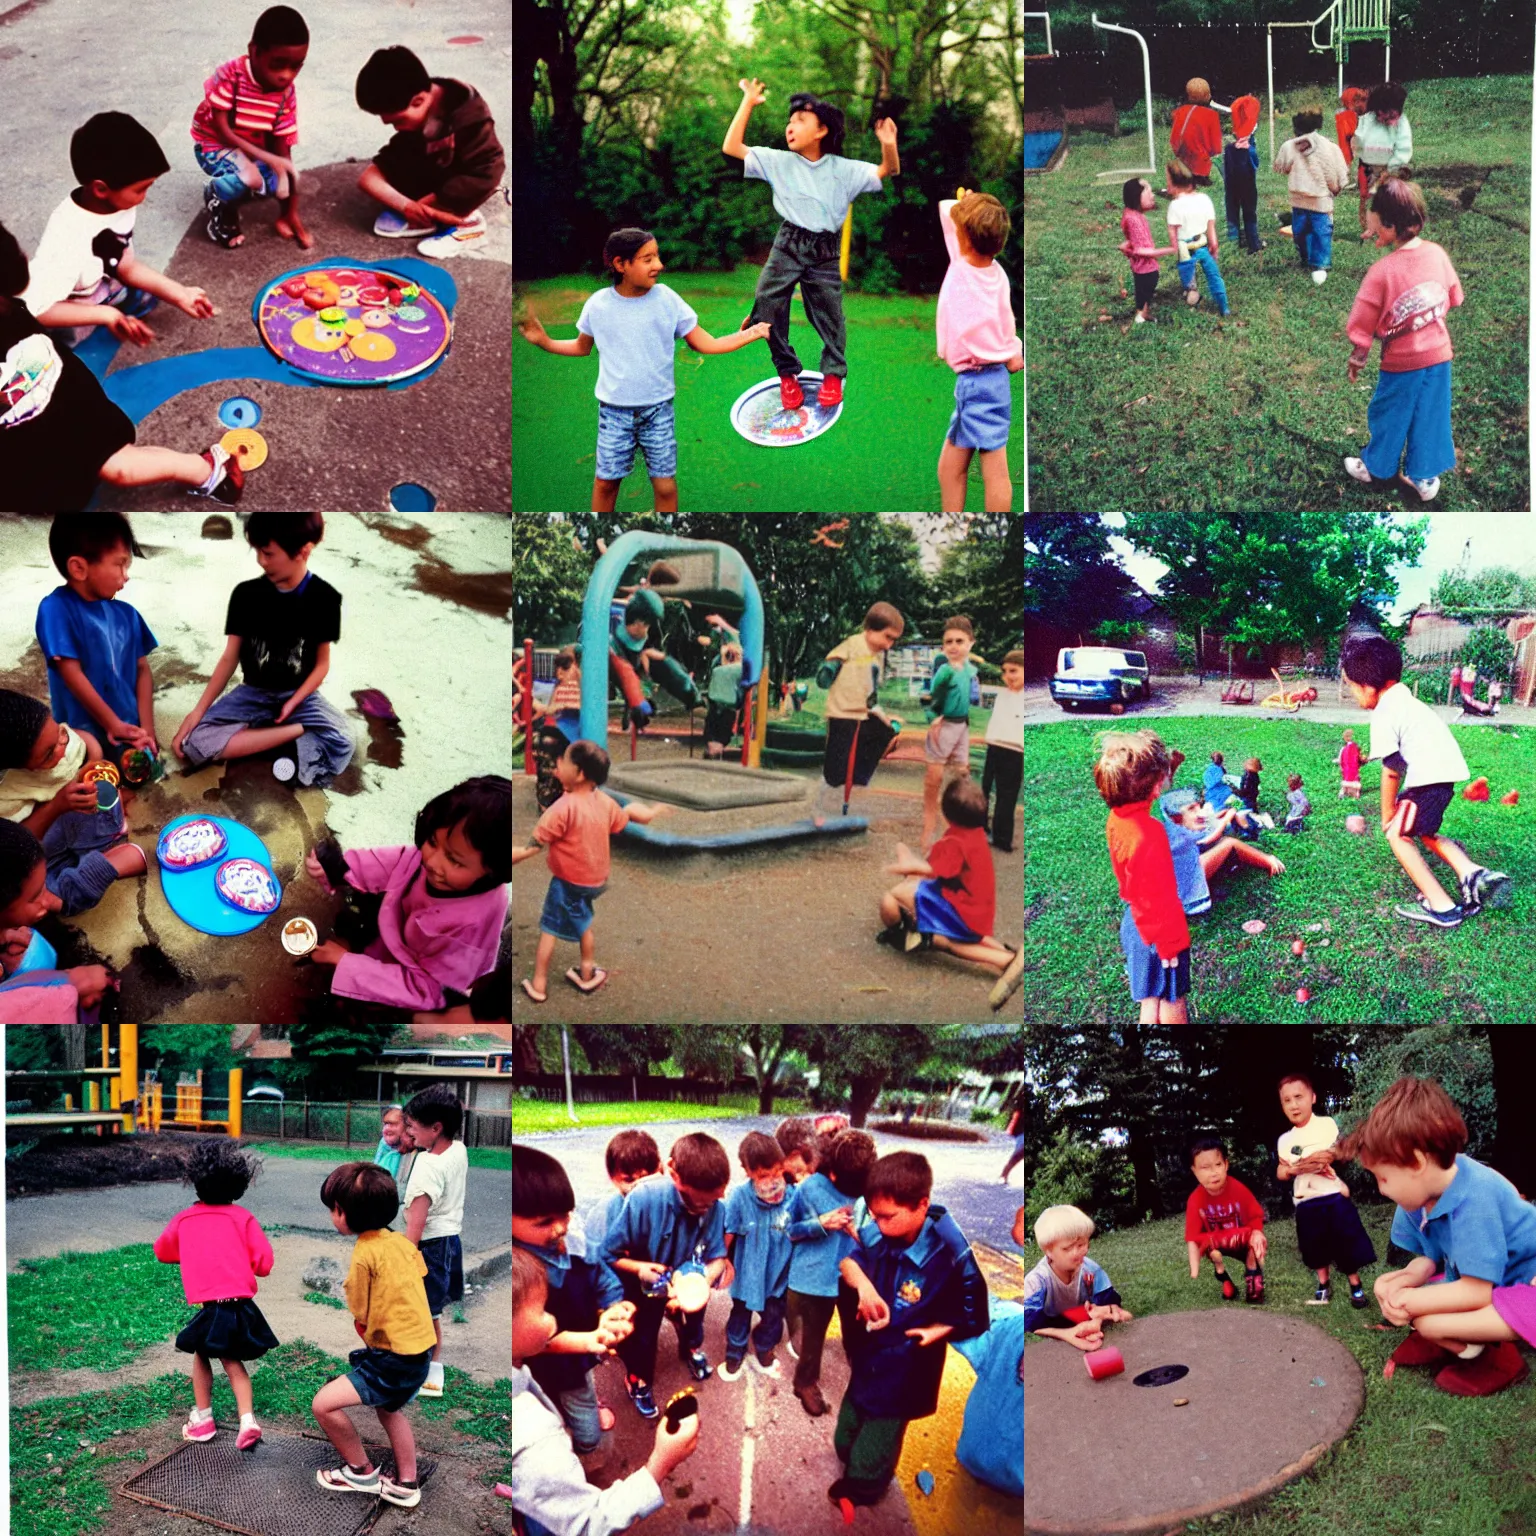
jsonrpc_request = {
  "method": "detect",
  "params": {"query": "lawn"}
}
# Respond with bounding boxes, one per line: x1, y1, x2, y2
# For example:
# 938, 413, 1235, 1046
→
1023, 715, 1536, 1023
1028, 1207, 1536, 1535
510, 1096, 809, 1133
1024, 75, 1531, 511
514, 265, 1024, 511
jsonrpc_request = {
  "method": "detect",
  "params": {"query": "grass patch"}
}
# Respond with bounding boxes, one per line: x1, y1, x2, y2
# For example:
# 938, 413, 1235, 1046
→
1023, 715, 1536, 1022
302, 1290, 348, 1310
511, 1096, 808, 1133
1026, 75, 1530, 510
244, 1140, 511, 1171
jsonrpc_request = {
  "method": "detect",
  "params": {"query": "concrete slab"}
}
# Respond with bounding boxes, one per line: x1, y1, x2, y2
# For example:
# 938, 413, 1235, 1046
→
604, 761, 809, 811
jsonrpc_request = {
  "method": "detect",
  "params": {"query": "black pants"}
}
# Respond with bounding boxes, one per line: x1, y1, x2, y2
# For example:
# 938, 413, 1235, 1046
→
1223, 144, 1261, 250
786, 1289, 840, 1390
983, 744, 1022, 851
750, 221, 847, 379
614, 1283, 704, 1385
1132, 269, 1158, 310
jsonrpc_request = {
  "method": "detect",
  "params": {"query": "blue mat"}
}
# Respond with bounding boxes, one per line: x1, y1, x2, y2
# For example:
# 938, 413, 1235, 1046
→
158, 814, 280, 937
1025, 130, 1063, 169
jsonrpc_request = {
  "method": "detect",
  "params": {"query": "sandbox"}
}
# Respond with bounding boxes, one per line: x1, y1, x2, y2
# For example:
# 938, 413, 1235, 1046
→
604, 759, 808, 811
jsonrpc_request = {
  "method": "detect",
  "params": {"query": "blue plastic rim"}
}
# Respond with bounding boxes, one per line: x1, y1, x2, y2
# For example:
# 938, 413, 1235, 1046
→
218, 395, 262, 429
389, 482, 437, 511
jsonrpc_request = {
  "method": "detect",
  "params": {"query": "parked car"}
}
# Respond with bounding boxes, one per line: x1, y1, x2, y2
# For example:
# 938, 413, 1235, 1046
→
244, 1082, 285, 1102
1049, 647, 1151, 710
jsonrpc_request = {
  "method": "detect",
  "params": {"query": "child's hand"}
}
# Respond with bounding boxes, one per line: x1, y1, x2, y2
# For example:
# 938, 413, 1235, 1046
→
647, 1407, 700, 1482
705, 613, 726, 628
1250, 1230, 1268, 1265
1119, 239, 1132, 255
744, 321, 771, 342
54, 777, 99, 816
874, 116, 899, 146
174, 284, 216, 320
107, 310, 155, 346
1067, 1320, 1105, 1351
904, 1323, 951, 1346
856, 1287, 891, 1330
820, 1207, 854, 1232
304, 849, 333, 888
1006, 353, 1024, 373
108, 719, 154, 753
1089, 1303, 1132, 1324
401, 194, 471, 228
738, 76, 767, 106
519, 311, 550, 345
633, 1261, 668, 1286
310, 939, 350, 967
712, 1258, 736, 1292
66, 964, 113, 1009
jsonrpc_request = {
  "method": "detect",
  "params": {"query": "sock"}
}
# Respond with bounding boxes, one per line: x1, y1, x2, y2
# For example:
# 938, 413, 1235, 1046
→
426, 1359, 444, 1384
240, 1412, 258, 1430
199, 449, 226, 492
1457, 1343, 1486, 1361
191, 1406, 213, 1424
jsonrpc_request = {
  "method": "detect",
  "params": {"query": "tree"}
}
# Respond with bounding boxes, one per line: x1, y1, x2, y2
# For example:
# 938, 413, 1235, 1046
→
1459, 625, 1516, 685
1430, 565, 1536, 615
1024, 513, 1138, 636
571, 1026, 674, 1076
926, 514, 1024, 668
281, 1022, 399, 1096
513, 513, 598, 641
512, 1024, 542, 1077
804, 1024, 939, 1126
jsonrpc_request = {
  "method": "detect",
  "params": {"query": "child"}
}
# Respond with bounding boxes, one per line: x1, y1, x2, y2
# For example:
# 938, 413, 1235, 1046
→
192, 6, 311, 249
304, 775, 509, 1010
20, 112, 216, 349
512, 741, 666, 1002
313, 1162, 434, 1505
1281, 773, 1311, 833
1201, 749, 1236, 810
1170, 78, 1222, 186
1338, 727, 1362, 797
701, 614, 744, 759
519, 228, 770, 513
512, 1248, 699, 1531
600, 1132, 732, 1419
1336, 85, 1370, 169
1276, 1072, 1376, 1307
812, 601, 905, 823
1023, 1205, 1130, 1350
355, 45, 506, 258
153, 1140, 278, 1452
1223, 93, 1265, 252
0, 224, 241, 507
935, 191, 1023, 511
1344, 1076, 1536, 1396
172, 514, 354, 785
512, 1145, 635, 1455
1237, 756, 1263, 814
983, 649, 1025, 851
1097, 730, 1191, 1024
835, 1151, 990, 1507
531, 649, 582, 809
772, 1118, 820, 1185
606, 586, 702, 728
878, 778, 1013, 972
1341, 633, 1509, 927
400, 1087, 468, 1400
1273, 107, 1348, 285
723, 77, 898, 410
1186, 1138, 1267, 1303
1343, 176, 1462, 503
1159, 789, 1284, 919
1119, 177, 1176, 324
921, 616, 980, 848
581, 1130, 662, 1259
718, 1132, 794, 1381
1351, 81, 1413, 234
784, 1128, 872, 1416
374, 1106, 405, 1181
1165, 161, 1229, 315
953, 1206, 1024, 1498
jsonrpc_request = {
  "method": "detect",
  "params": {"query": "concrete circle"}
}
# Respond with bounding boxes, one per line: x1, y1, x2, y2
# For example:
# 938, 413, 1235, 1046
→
1025, 1309, 1363, 1534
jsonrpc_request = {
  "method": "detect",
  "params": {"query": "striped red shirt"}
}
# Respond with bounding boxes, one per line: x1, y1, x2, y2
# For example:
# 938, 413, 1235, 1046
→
191, 56, 298, 152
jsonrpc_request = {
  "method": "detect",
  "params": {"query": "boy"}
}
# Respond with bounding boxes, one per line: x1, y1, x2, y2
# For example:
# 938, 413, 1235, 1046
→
1276, 1073, 1375, 1307
37, 514, 159, 769
1024, 1205, 1129, 1350
1096, 730, 1191, 1024
22, 112, 216, 349
512, 1248, 699, 1531
718, 1132, 794, 1382
312, 1162, 434, 1507
172, 514, 355, 788
1281, 773, 1311, 833
702, 618, 745, 760
835, 1151, 990, 1507
1186, 1138, 1267, 1303
1222, 92, 1265, 252
355, 45, 506, 259
1166, 160, 1229, 315
530, 648, 582, 810
1170, 77, 1222, 186
773, 1117, 821, 1185
921, 616, 980, 849
982, 649, 1024, 852
1345, 1075, 1536, 1396
1341, 633, 1510, 927
786, 1127, 875, 1416
400, 1087, 468, 1399
600, 1132, 732, 1420
581, 1129, 662, 1258
511, 739, 667, 1002
1273, 106, 1349, 285
813, 601, 904, 824
1160, 789, 1285, 919
935, 193, 1023, 512
609, 588, 701, 729
723, 76, 898, 410
953, 1207, 1024, 1498
373, 1106, 405, 1182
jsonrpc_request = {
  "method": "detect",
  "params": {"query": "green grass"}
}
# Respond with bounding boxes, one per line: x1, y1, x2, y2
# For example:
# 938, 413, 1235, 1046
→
1031, 1208, 1536, 1534
510, 1095, 807, 1133
514, 265, 1023, 511
303, 1289, 348, 1310
244, 1141, 512, 1170
1024, 716, 1536, 1023
1025, 75, 1530, 510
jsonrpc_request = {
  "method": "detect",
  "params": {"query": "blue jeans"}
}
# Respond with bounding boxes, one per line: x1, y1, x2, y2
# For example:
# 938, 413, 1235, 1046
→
180, 684, 355, 787
1176, 246, 1229, 315
552, 1371, 603, 1454
725, 1293, 786, 1365
1361, 361, 1455, 482
1291, 208, 1333, 271
195, 143, 286, 204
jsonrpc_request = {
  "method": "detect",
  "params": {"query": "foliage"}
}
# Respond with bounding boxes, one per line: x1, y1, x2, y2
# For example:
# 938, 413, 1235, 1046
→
1430, 564, 1536, 615
140, 1026, 246, 1077
1347, 1026, 1496, 1156
803, 1024, 942, 1125
513, 512, 594, 641
572, 1025, 676, 1075
1459, 624, 1516, 684
277, 1022, 398, 1095
509, 1097, 810, 1133
1024, 512, 1138, 633
924, 514, 1024, 665
244, 1141, 513, 1170
1025, 1126, 1136, 1235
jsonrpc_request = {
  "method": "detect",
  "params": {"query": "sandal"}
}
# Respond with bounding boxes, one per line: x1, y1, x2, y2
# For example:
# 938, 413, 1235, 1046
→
519, 977, 548, 1005
566, 966, 609, 994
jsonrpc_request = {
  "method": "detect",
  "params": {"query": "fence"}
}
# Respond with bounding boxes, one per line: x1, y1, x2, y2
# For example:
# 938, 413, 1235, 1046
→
239, 1099, 511, 1149
513, 1074, 743, 1105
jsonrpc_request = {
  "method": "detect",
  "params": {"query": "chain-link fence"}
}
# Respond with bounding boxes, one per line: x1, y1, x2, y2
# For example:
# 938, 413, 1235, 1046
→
239, 1099, 510, 1149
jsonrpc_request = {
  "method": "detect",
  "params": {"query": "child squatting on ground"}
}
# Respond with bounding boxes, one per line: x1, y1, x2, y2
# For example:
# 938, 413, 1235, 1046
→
1023, 1205, 1132, 1352
1186, 1137, 1268, 1303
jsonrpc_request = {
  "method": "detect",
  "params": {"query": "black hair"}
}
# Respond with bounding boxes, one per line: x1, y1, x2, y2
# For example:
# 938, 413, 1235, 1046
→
0, 690, 53, 771
865, 1149, 932, 1209
414, 775, 511, 886
512, 1145, 575, 1217
320, 1161, 400, 1233
1341, 633, 1403, 690
606, 1129, 661, 1177
0, 220, 27, 299
187, 1138, 258, 1205
49, 513, 143, 578
404, 1085, 463, 1141
1190, 1136, 1228, 1164
470, 962, 511, 1023
941, 777, 988, 829
1122, 177, 1149, 210
566, 740, 611, 787
1367, 80, 1407, 117
245, 512, 323, 557
252, 5, 309, 49
1292, 107, 1324, 136
603, 227, 656, 285
70, 111, 171, 191
355, 45, 432, 115
787, 92, 845, 155
0, 819, 45, 915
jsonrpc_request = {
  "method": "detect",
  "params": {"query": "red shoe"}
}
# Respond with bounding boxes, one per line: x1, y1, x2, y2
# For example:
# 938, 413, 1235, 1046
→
817, 375, 843, 408
1383, 1329, 1451, 1378
1435, 1342, 1529, 1397
779, 375, 804, 410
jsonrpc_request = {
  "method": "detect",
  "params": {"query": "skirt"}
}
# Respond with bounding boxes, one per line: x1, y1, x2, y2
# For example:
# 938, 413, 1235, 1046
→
175, 1297, 281, 1361
1491, 1284, 1536, 1348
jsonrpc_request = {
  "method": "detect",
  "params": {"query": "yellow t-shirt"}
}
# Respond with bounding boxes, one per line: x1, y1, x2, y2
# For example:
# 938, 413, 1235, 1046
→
345, 1229, 437, 1354
824, 633, 886, 721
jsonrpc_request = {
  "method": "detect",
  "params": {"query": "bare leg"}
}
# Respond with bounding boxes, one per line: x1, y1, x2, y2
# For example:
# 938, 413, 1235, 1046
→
312, 1378, 372, 1471
932, 933, 1013, 970
578, 927, 596, 981
102, 842, 147, 879
592, 478, 621, 513
375, 1406, 418, 1483
275, 189, 314, 249
221, 724, 305, 759
978, 447, 1013, 512
192, 1352, 214, 1412
222, 1359, 254, 1417
1387, 829, 1457, 909
651, 476, 679, 513
1421, 833, 1478, 882
879, 889, 903, 927
938, 440, 972, 512
1158, 998, 1189, 1023
1138, 997, 1159, 1024
531, 932, 557, 995
921, 763, 945, 847
99, 444, 210, 489
431, 1316, 444, 1363
1201, 837, 1284, 880
1417, 1306, 1522, 1352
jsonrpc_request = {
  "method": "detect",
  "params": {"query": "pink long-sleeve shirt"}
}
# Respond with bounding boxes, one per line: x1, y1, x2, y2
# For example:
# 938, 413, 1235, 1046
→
936, 199, 1022, 373
330, 844, 508, 1011
1346, 239, 1463, 373
154, 1202, 274, 1303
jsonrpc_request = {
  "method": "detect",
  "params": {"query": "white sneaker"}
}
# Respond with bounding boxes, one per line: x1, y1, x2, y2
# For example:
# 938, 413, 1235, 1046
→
1408, 476, 1441, 502
1312, 269, 1328, 285
747, 1355, 782, 1378
784, 1338, 800, 1361
417, 212, 487, 259
1343, 456, 1373, 484
716, 1359, 745, 1382
373, 208, 436, 238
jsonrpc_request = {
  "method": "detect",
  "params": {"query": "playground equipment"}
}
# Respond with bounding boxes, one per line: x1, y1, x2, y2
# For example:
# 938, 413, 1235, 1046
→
140, 1067, 244, 1137
1090, 14, 1155, 181
1268, 0, 1391, 160
5, 1024, 139, 1135
1260, 669, 1319, 711
1024, 12, 1067, 174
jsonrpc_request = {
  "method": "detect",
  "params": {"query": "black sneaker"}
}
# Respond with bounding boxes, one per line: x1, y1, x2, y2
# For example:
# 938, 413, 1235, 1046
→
874, 923, 906, 949
1215, 1268, 1238, 1301
203, 186, 243, 248
1350, 1282, 1368, 1309
1306, 1283, 1331, 1306
1468, 867, 1513, 912
681, 1349, 711, 1382
625, 1375, 658, 1419
1394, 902, 1462, 927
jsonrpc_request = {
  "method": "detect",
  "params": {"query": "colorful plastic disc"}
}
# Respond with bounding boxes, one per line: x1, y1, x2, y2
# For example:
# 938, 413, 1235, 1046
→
215, 857, 282, 915
220, 428, 268, 470
158, 818, 228, 871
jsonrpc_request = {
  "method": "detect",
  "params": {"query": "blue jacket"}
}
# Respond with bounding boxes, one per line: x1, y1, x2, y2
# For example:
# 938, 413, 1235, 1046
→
787, 1173, 855, 1297
724, 1181, 793, 1311
954, 1298, 1023, 1496
600, 1174, 727, 1276
514, 1239, 622, 1393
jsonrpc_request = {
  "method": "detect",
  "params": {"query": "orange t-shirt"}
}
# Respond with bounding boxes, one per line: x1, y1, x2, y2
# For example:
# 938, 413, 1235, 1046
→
534, 789, 631, 887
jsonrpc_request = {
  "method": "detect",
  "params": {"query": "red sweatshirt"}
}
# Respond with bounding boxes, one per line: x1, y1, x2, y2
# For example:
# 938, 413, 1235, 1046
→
1171, 103, 1222, 177
1106, 799, 1190, 961
1346, 239, 1464, 373
1185, 1176, 1266, 1251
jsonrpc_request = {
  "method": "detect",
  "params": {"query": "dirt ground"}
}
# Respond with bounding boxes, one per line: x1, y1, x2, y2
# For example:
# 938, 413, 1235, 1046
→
2, 1130, 209, 1198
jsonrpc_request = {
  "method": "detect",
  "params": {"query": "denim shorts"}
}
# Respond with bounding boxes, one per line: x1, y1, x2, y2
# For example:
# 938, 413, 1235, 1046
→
947, 363, 1012, 451
596, 399, 677, 480
539, 875, 607, 942
346, 1345, 432, 1411
421, 1233, 464, 1316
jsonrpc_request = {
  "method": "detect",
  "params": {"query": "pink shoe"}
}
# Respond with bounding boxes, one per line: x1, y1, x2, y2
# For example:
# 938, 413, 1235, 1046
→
236, 1422, 263, 1452
182, 1415, 216, 1442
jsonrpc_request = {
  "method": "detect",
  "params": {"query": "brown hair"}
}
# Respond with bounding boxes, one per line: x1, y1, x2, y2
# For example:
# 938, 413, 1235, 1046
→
1278, 1072, 1315, 1094
1245, 757, 1262, 772
1287, 773, 1303, 791
953, 192, 1010, 258
1167, 159, 1194, 190
566, 739, 610, 786
826, 1128, 878, 1197
1340, 1076, 1468, 1171
738, 1131, 785, 1173
606, 1129, 661, 1177
942, 614, 975, 639
864, 602, 905, 635
1094, 730, 1173, 808
1003, 649, 1025, 669
319, 1161, 400, 1233
1185, 77, 1211, 104
942, 777, 989, 829
670, 1131, 730, 1191
512, 1245, 549, 1312
1292, 106, 1324, 136
773, 1117, 820, 1165
1371, 175, 1426, 238
646, 560, 682, 586
865, 1150, 933, 1210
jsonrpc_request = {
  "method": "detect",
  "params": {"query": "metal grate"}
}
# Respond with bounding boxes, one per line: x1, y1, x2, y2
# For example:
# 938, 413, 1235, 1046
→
121, 1431, 437, 1536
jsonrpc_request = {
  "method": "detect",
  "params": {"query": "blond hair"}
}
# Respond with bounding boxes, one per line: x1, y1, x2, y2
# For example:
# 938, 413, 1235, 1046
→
1094, 730, 1173, 808
953, 192, 1010, 258
1185, 77, 1211, 104
1035, 1205, 1094, 1247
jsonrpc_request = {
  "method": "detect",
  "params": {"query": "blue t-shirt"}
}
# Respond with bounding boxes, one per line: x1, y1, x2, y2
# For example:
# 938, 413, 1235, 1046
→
723, 1181, 793, 1312
786, 1172, 855, 1297
1389, 1153, 1536, 1286
600, 1173, 728, 1275
1163, 818, 1212, 917
575, 284, 699, 407
743, 146, 883, 233
36, 586, 157, 738
372, 1136, 402, 1180
953, 1298, 1023, 1497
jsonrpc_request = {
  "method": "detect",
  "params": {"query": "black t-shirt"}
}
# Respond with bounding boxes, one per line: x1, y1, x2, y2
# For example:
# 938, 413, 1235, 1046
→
225, 572, 343, 692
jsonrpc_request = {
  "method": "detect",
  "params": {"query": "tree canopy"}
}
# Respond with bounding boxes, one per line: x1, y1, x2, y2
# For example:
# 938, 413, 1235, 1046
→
1429, 565, 1536, 615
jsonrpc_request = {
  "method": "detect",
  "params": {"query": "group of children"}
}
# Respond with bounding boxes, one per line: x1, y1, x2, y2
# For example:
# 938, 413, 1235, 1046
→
512, 1118, 1023, 1531
1031, 1070, 1536, 1398
0, 6, 505, 511
152, 1087, 468, 1508
0, 512, 510, 1024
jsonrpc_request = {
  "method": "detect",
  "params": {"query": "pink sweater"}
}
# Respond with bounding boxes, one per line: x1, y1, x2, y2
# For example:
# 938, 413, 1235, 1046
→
936, 199, 1022, 373
331, 845, 508, 1010
1346, 239, 1463, 373
154, 1202, 274, 1303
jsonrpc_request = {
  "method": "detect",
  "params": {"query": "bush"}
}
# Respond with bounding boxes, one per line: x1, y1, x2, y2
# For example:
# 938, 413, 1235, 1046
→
868, 1117, 988, 1143
1460, 625, 1515, 685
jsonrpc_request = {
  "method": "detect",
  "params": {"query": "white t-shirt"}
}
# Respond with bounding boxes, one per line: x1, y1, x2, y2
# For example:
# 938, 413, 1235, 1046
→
985, 686, 1024, 749
1278, 1113, 1349, 1204
1166, 191, 1216, 245
404, 1139, 467, 1240
19, 194, 138, 316
1367, 681, 1469, 790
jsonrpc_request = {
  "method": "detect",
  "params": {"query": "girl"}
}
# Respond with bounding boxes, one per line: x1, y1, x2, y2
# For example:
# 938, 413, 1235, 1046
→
1351, 81, 1413, 235
304, 775, 509, 1013
0, 220, 242, 510
517, 227, 771, 512
153, 1140, 278, 1451
1118, 178, 1175, 324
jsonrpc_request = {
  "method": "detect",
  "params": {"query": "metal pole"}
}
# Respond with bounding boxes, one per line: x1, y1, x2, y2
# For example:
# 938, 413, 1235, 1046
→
521, 638, 534, 776
561, 1028, 577, 1123
1090, 15, 1155, 178
1267, 28, 1275, 165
